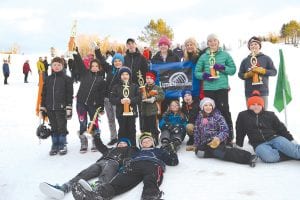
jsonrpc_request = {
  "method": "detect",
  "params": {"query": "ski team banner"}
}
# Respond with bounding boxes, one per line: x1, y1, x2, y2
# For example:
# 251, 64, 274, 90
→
150, 61, 199, 98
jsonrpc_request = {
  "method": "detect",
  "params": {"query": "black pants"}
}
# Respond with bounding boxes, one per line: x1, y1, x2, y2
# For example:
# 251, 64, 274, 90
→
100, 160, 163, 198
142, 115, 159, 142
24, 73, 28, 82
206, 144, 252, 164
204, 89, 234, 141
47, 110, 67, 134
4, 74, 8, 84
117, 116, 136, 146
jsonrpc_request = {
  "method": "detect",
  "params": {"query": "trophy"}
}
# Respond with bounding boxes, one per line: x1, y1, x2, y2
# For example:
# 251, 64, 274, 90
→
122, 81, 134, 116
67, 20, 77, 59
250, 51, 263, 85
137, 70, 147, 99
208, 52, 219, 79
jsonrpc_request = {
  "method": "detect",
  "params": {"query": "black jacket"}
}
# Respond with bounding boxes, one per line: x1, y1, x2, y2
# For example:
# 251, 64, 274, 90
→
236, 109, 294, 149
181, 100, 199, 124
151, 50, 180, 64
110, 81, 141, 117
41, 71, 73, 110
124, 49, 149, 86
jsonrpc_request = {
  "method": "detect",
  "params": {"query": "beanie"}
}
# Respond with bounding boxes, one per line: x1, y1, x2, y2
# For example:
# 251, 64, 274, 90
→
112, 53, 124, 66
146, 70, 156, 81
248, 36, 262, 50
117, 137, 132, 147
118, 66, 132, 78
139, 132, 154, 148
207, 33, 219, 41
158, 36, 171, 47
247, 90, 264, 108
181, 89, 192, 98
200, 97, 216, 110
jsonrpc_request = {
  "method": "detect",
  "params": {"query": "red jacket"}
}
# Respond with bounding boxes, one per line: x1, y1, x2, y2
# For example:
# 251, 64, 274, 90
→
23, 63, 31, 74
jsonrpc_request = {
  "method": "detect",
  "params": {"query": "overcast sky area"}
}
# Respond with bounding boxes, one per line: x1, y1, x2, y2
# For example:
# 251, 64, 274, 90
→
1, 0, 300, 54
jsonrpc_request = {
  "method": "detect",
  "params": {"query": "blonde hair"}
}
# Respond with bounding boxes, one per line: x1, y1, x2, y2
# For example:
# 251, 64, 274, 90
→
183, 37, 200, 61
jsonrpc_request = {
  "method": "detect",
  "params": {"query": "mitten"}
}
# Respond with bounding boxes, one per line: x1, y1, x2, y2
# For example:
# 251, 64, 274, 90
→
66, 106, 72, 120
243, 71, 254, 79
252, 67, 266, 75
213, 64, 225, 71
39, 107, 47, 119
208, 137, 221, 149
202, 72, 213, 81
186, 123, 194, 135
142, 96, 156, 103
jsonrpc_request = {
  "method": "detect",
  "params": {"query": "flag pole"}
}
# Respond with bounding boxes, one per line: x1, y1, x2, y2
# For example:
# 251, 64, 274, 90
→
283, 89, 288, 127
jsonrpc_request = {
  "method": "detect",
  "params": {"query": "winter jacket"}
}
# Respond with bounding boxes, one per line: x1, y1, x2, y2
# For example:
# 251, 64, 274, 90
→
131, 147, 178, 171
173, 47, 184, 60
236, 109, 294, 149
73, 53, 105, 110
194, 110, 229, 149
141, 83, 165, 116
36, 60, 45, 73
110, 81, 141, 117
238, 52, 277, 97
23, 63, 31, 74
94, 136, 138, 166
181, 100, 199, 124
124, 48, 149, 85
159, 112, 188, 130
151, 50, 180, 64
41, 71, 73, 110
195, 47, 236, 90
2, 63, 10, 75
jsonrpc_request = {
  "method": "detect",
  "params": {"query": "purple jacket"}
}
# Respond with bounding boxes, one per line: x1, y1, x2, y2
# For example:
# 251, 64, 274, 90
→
194, 110, 229, 148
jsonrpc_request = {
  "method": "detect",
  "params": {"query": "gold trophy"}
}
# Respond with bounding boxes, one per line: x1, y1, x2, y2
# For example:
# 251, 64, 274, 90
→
122, 81, 134, 116
67, 20, 77, 59
208, 52, 219, 79
137, 70, 147, 99
250, 51, 263, 85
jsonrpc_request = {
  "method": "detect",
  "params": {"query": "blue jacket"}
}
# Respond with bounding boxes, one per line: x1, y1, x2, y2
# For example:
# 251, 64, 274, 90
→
159, 112, 188, 130
2, 63, 9, 75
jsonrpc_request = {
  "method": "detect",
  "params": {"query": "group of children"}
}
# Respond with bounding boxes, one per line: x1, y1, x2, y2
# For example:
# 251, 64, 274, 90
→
38, 35, 300, 200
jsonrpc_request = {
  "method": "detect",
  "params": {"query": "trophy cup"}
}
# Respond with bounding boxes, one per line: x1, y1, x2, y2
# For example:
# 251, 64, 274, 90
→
137, 70, 147, 99
122, 81, 134, 116
66, 20, 77, 59
208, 52, 219, 79
250, 51, 263, 85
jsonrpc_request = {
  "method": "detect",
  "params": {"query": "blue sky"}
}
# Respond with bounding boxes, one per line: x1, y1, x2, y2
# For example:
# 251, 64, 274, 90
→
1, 0, 300, 54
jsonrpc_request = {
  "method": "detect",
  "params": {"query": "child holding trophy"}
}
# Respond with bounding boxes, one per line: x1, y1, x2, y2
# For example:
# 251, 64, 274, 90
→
110, 67, 141, 146
141, 70, 165, 145
238, 36, 277, 109
195, 33, 236, 144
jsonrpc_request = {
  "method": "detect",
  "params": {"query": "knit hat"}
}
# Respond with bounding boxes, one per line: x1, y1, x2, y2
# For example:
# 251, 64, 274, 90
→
207, 33, 219, 41
184, 37, 198, 47
181, 89, 192, 98
139, 132, 155, 148
248, 36, 262, 50
112, 53, 124, 65
118, 66, 132, 77
247, 90, 264, 108
126, 38, 135, 44
200, 97, 216, 110
117, 137, 132, 147
158, 35, 171, 47
146, 70, 157, 81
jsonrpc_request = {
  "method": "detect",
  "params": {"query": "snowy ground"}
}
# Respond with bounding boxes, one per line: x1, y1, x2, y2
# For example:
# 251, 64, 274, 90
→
0, 43, 300, 200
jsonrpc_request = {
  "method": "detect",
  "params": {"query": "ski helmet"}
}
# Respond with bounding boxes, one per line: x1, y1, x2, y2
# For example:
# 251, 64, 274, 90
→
36, 124, 51, 139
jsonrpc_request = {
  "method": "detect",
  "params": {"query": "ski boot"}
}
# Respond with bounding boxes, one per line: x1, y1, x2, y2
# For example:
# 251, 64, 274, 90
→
39, 182, 70, 200
79, 134, 88, 153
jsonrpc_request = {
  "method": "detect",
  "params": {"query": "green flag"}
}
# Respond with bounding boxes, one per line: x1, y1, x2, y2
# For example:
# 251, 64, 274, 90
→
273, 49, 292, 112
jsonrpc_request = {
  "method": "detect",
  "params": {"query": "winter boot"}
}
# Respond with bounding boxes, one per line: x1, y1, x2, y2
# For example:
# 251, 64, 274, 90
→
107, 138, 118, 146
39, 182, 69, 200
141, 191, 164, 200
49, 145, 59, 156
59, 145, 68, 155
91, 138, 97, 152
249, 155, 258, 168
79, 134, 88, 153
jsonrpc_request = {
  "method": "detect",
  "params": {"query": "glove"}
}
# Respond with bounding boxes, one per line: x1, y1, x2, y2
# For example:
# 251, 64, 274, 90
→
252, 67, 266, 75
66, 106, 72, 120
186, 123, 194, 135
208, 137, 221, 149
213, 64, 225, 71
202, 72, 213, 81
142, 96, 156, 103
39, 107, 47, 119
243, 71, 254, 79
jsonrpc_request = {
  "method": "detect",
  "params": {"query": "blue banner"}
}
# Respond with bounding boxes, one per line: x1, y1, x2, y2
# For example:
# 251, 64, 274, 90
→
150, 61, 199, 98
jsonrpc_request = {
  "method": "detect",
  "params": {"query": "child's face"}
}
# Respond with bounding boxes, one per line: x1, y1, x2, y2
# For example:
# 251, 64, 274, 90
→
207, 38, 219, 51
249, 42, 260, 54
146, 76, 154, 85
183, 94, 193, 104
159, 44, 169, 53
51, 62, 63, 72
121, 72, 130, 82
203, 103, 213, 114
170, 101, 180, 112
90, 62, 100, 72
249, 103, 263, 114
141, 137, 153, 148
117, 142, 128, 147
185, 42, 196, 53
114, 59, 123, 68
126, 41, 136, 53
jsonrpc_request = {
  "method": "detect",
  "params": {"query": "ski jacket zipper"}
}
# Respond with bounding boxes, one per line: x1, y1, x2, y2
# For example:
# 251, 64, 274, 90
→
52, 74, 56, 110
85, 76, 97, 105
256, 114, 266, 141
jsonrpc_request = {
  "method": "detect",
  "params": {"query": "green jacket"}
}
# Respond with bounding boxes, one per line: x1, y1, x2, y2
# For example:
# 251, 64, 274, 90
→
195, 48, 236, 90
141, 84, 165, 116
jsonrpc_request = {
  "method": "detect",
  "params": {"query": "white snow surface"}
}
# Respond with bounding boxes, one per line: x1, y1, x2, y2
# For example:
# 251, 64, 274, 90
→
0, 43, 300, 200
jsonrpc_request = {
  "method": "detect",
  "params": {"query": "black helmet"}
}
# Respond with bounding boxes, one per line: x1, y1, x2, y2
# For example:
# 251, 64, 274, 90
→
36, 124, 51, 139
